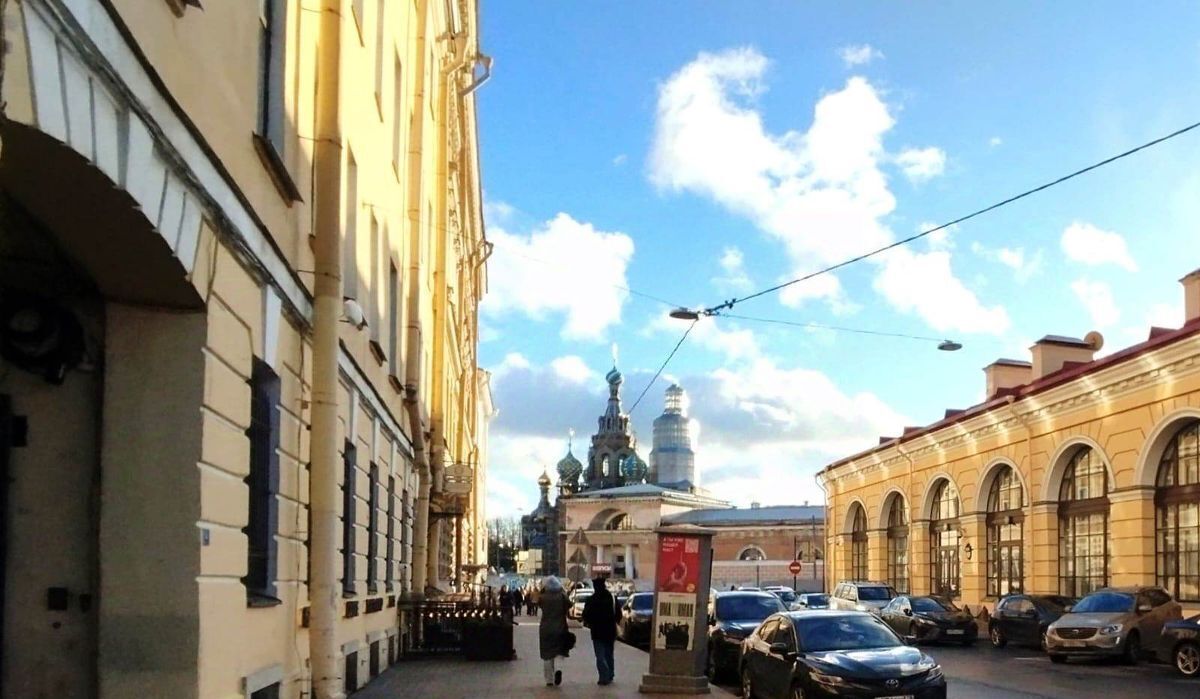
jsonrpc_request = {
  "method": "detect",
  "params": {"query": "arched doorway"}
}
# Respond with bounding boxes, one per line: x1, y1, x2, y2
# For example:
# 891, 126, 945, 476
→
1155, 419, 1200, 603
849, 504, 868, 580
1058, 448, 1110, 596
986, 465, 1024, 597
929, 480, 961, 597
884, 494, 909, 593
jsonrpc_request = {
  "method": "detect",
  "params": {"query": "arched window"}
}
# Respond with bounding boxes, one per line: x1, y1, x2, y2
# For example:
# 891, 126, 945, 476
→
605, 513, 630, 531
1155, 420, 1200, 603
929, 480, 961, 598
850, 504, 868, 580
986, 466, 1024, 597
739, 546, 767, 561
1058, 448, 1109, 596
885, 496, 909, 594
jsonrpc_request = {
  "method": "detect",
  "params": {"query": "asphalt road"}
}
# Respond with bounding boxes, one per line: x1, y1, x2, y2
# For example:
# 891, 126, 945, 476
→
620, 636, 1200, 698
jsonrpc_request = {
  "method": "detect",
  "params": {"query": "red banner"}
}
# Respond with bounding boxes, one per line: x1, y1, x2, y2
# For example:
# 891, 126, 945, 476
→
655, 535, 700, 594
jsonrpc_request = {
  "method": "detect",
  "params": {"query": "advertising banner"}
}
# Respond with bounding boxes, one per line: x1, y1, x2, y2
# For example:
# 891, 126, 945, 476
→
653, 535, 700, 651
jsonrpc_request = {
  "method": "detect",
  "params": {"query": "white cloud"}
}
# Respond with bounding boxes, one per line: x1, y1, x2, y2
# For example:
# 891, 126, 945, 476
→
712, 246, 753, 293
483, 199, 515, 226
873, 247, 1011, 334
612, 153, 628, 166
989, 136, 1003, 148
838, 44, 884, 67
920, 221, 957, 251
970, 242, 1044, 283
550, 355, 595, 384
1060, 221, 1138, 271
895, 147, 946, 183
483, 212, 635, 340
1070, 278, 1120, 328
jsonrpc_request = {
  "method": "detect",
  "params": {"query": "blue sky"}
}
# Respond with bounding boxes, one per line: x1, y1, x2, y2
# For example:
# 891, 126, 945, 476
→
474, 2, 1200, 518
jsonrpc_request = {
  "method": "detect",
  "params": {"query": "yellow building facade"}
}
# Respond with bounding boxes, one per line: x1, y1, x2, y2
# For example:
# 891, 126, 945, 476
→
820, 270, 1200, 616
0, 0, 489, 697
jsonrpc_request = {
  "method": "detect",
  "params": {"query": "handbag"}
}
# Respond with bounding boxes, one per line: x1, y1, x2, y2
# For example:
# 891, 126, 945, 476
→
560, 629, 577, 657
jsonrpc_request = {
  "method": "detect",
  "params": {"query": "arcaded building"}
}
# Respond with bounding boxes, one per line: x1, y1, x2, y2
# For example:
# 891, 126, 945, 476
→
819, 268, 1200, 613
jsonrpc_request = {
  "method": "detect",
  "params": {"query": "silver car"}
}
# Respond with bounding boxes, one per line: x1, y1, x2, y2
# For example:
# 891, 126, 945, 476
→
828, 581, 898, 614
1046, 586, 1181, 663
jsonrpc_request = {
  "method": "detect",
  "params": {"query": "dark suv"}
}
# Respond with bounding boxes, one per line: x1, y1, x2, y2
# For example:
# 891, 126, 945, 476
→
705, 591, 785, 681
988, 594, 1076, 650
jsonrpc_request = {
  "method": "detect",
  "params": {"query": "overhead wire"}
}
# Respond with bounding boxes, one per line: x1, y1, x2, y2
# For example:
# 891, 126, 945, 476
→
700, 118, 1200, 315
626, 319, 697, 416
716, 312, 948, 343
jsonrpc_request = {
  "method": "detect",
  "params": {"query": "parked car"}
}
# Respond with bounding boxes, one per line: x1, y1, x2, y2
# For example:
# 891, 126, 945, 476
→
618, 592, 654, 646
988, 594, 1076, 650
568, 588, 593, 620
1157, 613, 1200, 677
767, 588, 799, 608
829, 581, 898, 614
879, 595, 977, 645
739, 610, 947, 699
705, 591, 786, 682
795, 593, 830, 610
1046, 586, 1181, 664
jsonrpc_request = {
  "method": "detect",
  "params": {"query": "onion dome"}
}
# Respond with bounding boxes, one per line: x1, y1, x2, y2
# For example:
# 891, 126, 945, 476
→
556, 448, 583, 482
537, 469, 552, 488
621, 452, 648, 482
605, 365, 623, 386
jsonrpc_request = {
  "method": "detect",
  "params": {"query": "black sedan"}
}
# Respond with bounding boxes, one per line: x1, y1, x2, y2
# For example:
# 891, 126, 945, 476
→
879, 596, 977, 645
1157, 613, 1200, 677
705, 591, 786, 682
987, 594, 1075, 650
617, 592, 654, 646
739, 610, 947, 699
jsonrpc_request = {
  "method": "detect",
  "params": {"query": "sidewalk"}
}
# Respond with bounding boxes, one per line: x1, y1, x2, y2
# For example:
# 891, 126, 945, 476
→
352, 617, 737, 698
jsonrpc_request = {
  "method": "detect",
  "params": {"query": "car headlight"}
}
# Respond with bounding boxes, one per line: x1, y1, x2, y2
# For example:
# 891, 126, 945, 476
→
1099, 624, 1123, 636
810, 671, 846, 687
925, 665, 943, 681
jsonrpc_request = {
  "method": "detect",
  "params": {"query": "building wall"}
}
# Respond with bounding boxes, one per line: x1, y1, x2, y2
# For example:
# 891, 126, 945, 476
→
820, 317, 1200, 613
0, 0, 488, 697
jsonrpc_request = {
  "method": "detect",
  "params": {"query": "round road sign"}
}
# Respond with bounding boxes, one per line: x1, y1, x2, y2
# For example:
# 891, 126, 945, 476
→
788, 560, 802, 575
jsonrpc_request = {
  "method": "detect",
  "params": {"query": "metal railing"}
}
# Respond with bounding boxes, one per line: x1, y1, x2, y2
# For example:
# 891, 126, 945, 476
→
399, 597, 515, 661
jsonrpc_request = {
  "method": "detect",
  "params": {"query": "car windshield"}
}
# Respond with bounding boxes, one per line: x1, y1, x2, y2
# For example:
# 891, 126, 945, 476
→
912, 597, 956, 612
803, 594, 829, 606
1071, 592, 1134, 613
856, 586, 896, 601
631, 594, 653, 611
1034, 596, 1074, 612
716, 595, 784, 620
774, 590, 797, 603
797, 615, 902, 652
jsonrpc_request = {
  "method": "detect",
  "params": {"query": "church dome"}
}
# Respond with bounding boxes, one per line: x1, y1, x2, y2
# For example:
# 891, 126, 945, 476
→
621, 452, 648, 482
537, 469, 552, 488
605, 366, 623, 386
556, 448, 583, 482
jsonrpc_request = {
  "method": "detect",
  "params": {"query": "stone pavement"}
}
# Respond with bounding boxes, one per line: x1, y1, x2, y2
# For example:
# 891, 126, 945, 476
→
353, 617, 737, 699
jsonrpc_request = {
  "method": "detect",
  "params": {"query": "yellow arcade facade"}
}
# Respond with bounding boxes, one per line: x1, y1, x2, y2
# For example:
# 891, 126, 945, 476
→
819, 268, 1200, 615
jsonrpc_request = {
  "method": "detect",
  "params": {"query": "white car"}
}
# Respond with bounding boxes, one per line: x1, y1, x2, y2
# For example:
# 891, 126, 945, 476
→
569, 590, 593, 620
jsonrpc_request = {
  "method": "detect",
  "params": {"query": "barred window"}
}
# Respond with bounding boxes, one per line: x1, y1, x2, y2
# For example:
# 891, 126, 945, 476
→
885, 496, 909, 594
1058, 448, 1109, 597
986, 466, 1024, 597
367, 463, 379, 594
244, 358, 281, 606
929, 480, 960, 598
849, 504, 868, 580
342, 441, 357, 596
1156, 420, 1200, 603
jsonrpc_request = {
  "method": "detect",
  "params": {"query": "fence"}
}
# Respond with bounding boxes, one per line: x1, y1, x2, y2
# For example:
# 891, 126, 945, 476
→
399, 598, 515, 661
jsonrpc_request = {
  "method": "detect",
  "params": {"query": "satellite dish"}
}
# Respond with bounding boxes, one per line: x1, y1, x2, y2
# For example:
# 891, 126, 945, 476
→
1084, 331, 1104, 351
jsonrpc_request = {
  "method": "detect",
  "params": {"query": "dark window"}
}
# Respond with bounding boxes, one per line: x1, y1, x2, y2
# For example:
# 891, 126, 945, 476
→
345, 651, 358, 694
886, 495, 909, 594
256, 0, 286, 154
1156, 420, 1200, 602
850, 504, 868, 581
250, 683, 280, 699
929, 480, 961, 598
388, 262, 400, 376
1058, 448, 1109, 597
370, 640, 381, 677
1011, 598, 1034, 615
386, 475, 396, 591
342, 441, 357, 596
986, 465, 1024, 597
367, 463, 379, 594
243, 358, 281, 605
1146, 588, 1172, 608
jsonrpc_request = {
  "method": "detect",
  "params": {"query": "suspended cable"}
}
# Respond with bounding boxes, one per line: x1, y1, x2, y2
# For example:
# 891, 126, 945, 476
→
717, 312, 950, 343
699, 118, 1200, 315
627, 319, 697, 416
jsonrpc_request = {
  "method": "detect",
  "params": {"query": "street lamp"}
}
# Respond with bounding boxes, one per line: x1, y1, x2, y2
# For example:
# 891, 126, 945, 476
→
937, 340, 963, 352
669, 307, 701, 321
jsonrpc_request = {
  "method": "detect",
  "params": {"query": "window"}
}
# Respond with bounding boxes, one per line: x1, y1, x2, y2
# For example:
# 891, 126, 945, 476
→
1058, 448, 1109, 597
850, 504, 868, 581
342, 441, 357, 596
986, 466, 1024, 597
929, 480, 961, 598
367, 463, 379, 594
401, 487, 410, 590
1156, 420, 1200, 602
369, 215, 382, 344
256, 0, 286, 155
243, 358, 281, 605
351, 0, 365, 38
344, 152, 359, 302
738, 546, 766, 561
373, 0, 386, 112
250, 684, 280, 699
388, 262, 400, 376
386, 475, 396, 591
344, 650, 358, 694
393, 52, 405, 176
885, 496, 909, 593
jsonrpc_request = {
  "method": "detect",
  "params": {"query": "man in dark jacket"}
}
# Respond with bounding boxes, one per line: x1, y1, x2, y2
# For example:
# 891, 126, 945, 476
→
581, 577, 618, 685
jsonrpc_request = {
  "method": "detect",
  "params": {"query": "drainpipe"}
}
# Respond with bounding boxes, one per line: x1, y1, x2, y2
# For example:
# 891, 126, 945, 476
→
308, 0, 343, 695
404, 0, 432, 599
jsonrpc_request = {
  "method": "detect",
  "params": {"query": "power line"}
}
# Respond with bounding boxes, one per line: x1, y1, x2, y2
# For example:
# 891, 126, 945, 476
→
702, 118, 1200, 315
627, 319, 697, 416
717, 312, 949, 343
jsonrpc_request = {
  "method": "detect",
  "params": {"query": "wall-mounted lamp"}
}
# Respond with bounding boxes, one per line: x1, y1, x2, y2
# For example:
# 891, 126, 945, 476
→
341, 297, 367, 330
963, 542, 974, 561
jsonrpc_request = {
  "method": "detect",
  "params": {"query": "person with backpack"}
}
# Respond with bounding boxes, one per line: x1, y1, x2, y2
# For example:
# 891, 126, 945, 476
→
581, 576, 618, 685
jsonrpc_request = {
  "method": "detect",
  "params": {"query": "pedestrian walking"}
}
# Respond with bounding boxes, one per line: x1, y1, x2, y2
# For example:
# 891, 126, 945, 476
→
512, 586, 524, 617
527, 584, 539, 616
499, 585, 512, 619
581, 576, 618, 685
538, 576, 569, 687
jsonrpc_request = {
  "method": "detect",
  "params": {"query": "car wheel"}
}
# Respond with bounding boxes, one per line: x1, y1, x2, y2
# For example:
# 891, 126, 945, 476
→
989, 626, 1007, 648
741, 667, 755, 699
1174, 641, 1200, 678
1049, 654, 1067, 664
1123, 632, 1141, 666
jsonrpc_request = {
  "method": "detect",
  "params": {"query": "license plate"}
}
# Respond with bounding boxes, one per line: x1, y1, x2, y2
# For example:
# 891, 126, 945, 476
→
1061, 639, 1085, 647
946, 629, 964, 635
